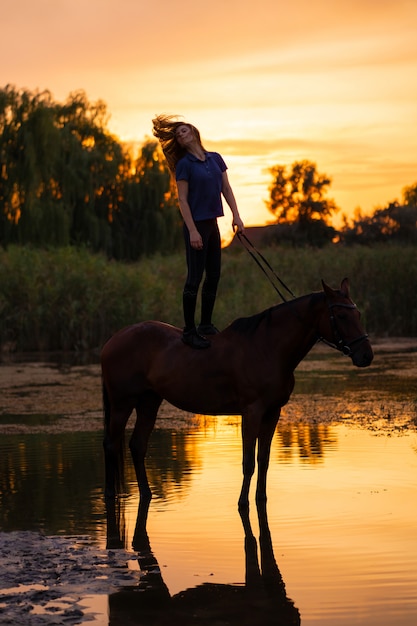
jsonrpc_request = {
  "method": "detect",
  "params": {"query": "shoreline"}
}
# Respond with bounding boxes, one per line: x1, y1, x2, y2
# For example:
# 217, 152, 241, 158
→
1, 337, 417, 435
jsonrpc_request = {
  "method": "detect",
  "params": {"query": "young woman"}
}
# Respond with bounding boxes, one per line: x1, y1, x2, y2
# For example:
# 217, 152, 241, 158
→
152, 114, 245, 349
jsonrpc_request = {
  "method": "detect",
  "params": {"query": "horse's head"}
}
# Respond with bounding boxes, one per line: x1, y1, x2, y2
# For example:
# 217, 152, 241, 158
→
320, 278, 373, 368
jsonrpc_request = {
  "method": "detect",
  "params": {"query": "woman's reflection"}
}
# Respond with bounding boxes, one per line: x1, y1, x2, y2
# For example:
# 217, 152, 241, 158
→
106, 498, 300, 625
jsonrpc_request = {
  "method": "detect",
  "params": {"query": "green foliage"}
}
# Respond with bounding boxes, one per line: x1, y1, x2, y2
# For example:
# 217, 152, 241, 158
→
1, 244, 417, 353
0, 246, 184, 351
0, 85, 182, 259
3, 85, 417, 255
223, 243, 417, 338
340, 184, 417, 245
111, 141, 182, 260
403, 182, 417, 207
341, 202, 417, 245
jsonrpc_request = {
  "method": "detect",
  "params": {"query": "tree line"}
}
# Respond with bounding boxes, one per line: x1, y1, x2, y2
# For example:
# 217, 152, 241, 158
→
264, 160, 417, 247
1, 84, 417, 255
0, 85, 182, 260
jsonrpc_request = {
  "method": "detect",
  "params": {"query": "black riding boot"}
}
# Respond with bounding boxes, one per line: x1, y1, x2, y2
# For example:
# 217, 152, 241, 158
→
182, 289, 210, 349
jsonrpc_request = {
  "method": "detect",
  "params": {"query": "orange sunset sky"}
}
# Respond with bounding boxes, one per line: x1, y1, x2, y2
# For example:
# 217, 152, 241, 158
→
2, 0, 417, 241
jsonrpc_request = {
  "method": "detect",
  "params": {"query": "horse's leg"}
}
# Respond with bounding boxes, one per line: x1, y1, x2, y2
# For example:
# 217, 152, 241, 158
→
103, 404, 133, 500
105, 497, 124, 549
255, 410, 280, 504
238, 410, 262, 510
129, 391, 162, 501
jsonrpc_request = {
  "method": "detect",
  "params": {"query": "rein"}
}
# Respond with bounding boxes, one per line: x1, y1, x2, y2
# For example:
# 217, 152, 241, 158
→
236, 232, 296, 302
236, 232, 367, 357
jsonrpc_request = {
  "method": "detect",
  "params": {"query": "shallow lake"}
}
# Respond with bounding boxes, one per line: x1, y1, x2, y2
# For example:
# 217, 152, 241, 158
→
1, 341, 417, 625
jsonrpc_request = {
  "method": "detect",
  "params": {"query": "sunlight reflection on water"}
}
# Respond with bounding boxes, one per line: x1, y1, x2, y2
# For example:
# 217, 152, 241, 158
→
1, 415, 417, 625
110, 419, 417, 625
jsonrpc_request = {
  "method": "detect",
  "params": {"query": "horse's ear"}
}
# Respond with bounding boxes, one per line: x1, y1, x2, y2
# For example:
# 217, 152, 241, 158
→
340, 277, 350, 298
322, 278, 350, 299
321, 279, 334, 297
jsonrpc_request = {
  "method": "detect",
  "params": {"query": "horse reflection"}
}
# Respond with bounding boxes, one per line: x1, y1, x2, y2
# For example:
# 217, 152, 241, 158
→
106, 500, 300, 625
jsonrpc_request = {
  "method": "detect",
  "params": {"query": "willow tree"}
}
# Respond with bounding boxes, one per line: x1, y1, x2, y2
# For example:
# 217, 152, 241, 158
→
0, 86, 125, 249
0, 85, 182, 257
110, 141, 182, 260
0, 86, 68, 245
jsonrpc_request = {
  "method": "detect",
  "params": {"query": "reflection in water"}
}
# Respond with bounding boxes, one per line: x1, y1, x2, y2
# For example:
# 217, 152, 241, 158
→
0, 423, 339, 536
144, 430, 202, 500
1, 421, 417, 625
106, 497, 300, 625
0, 430, 200, 535
277, 423, 337, 463
0, 432, 105, 534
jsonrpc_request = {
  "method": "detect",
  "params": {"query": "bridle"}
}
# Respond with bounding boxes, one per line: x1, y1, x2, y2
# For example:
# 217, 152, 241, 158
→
235, 232, 369, 357
320, 301, 369, 357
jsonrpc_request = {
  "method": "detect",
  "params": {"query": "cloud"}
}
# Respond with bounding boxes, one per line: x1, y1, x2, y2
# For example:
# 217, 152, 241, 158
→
1, 0, 417, 228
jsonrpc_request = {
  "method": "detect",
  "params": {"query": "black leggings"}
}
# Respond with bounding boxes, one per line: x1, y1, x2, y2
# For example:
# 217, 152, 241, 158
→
183, 219, 221, 330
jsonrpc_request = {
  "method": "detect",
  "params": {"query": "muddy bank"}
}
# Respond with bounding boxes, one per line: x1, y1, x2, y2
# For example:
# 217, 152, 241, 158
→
0, 359, 198, 434
0, 531, 143, 625
1, 337, 417, 435
0, 528, 299, 626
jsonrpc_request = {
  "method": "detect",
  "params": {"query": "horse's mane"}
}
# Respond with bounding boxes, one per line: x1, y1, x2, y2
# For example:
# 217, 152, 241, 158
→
229, 292, 324, 335
229, 303, 284, 334
230, 310, 267, 334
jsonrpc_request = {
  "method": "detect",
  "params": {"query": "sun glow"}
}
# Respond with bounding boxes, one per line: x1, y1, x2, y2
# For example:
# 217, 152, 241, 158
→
2, 0, 417, 231
118, 416, 417, 622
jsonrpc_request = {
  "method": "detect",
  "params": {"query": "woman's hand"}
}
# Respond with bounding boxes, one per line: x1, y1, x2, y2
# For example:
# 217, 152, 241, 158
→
189, 228, 203, 250
232, 216, 245, 234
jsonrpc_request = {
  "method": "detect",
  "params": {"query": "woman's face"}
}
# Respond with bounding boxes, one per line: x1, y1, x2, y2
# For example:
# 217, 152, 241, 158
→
175, 124, 194, 147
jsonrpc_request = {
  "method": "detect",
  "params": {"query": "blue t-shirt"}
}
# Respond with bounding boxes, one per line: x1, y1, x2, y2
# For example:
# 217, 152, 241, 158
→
175, 151, 227, 221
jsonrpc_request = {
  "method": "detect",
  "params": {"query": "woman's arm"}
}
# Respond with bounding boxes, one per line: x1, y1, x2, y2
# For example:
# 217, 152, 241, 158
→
221, 172, 244, 233
176, 179, 203, 249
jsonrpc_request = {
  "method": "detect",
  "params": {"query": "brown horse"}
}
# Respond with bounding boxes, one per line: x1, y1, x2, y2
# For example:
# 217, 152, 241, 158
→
101, 278, 373, 508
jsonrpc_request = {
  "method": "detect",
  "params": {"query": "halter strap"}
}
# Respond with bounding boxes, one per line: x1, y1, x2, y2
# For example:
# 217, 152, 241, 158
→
320, 301, 369, 357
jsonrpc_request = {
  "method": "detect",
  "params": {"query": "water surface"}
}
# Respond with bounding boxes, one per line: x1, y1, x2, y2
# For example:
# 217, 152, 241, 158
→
1, 343, 417, 624
1, 418, 416, 625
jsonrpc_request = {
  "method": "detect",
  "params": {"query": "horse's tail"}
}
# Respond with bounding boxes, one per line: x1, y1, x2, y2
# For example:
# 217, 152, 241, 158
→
102, 377, 125, 497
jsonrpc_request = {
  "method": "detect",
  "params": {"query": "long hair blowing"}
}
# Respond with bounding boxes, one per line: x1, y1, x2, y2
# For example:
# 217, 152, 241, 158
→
152, 114, 204, 175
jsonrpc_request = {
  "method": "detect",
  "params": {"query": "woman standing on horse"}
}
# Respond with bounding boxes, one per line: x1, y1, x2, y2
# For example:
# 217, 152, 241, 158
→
152, 115, 245, 349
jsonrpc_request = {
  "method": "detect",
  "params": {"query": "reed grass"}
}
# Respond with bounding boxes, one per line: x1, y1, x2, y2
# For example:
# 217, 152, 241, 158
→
1, 244, 416, 352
